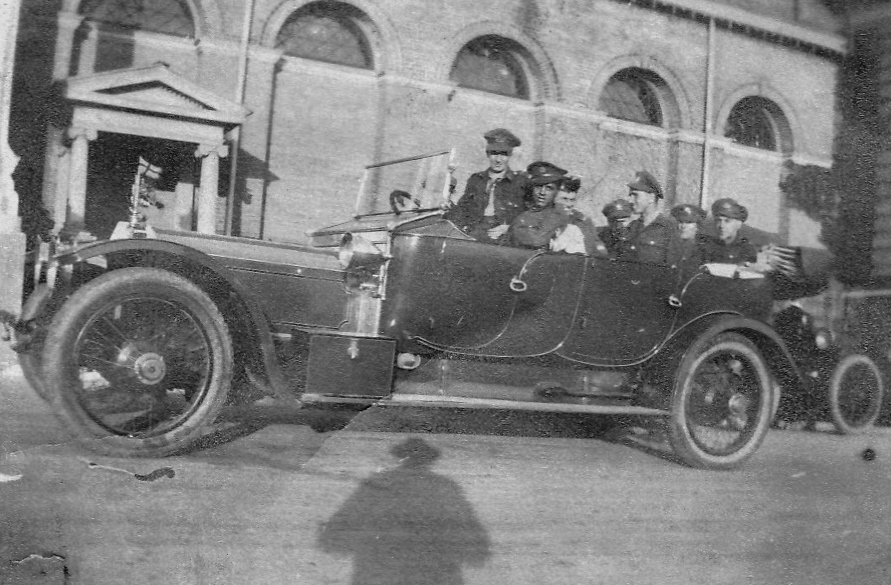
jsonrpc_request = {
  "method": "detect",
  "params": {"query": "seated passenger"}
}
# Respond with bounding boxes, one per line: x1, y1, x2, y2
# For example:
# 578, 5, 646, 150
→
444, 128, 528, 243
701, 198, 758, 264
666, 203, 708, 275
552, 177, 608, 256
626, 171, 674, 265
598, 198, 637, 259
508, 162, 569, 250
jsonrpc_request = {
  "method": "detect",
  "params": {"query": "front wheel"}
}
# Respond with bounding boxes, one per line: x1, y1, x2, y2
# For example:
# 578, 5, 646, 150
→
668, 332, 773, 470
42, 268, 233, 457
828, 354, 883, 434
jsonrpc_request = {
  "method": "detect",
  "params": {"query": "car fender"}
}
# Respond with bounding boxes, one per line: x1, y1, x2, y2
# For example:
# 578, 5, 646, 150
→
661, 312, 807, 399
53, 239, 292, 399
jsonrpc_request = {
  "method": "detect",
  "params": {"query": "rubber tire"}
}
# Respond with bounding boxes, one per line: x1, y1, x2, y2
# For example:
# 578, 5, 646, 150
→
828, 354, 883, 434
668, 332, 774, 470
17, 288, 55, 402
42, 267, 232, 457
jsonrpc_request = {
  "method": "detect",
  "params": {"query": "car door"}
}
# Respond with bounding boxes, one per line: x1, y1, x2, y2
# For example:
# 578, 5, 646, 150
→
559, 257, 680, 365
383, 233, 530, 349
383, 232, 587, 355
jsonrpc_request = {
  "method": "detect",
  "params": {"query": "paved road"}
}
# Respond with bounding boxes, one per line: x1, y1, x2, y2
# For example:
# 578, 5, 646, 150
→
2, 367, 890, 585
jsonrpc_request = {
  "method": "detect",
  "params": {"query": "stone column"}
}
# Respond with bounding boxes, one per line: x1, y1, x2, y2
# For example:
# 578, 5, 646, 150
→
61, 125, 97, 240
195, 142, 228, 234
0, 0, 24, 371
42, 11, 85, 232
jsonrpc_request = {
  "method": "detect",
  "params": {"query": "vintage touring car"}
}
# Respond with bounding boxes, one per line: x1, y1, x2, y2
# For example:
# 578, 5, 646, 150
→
12, 150, 835, 470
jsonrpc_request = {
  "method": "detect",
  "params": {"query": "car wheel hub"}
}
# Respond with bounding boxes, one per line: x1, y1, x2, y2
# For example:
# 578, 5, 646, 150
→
133, 352, 166, 385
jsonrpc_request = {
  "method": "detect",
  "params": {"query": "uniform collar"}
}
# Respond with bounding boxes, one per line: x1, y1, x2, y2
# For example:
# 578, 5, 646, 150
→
480, 167, 518, 181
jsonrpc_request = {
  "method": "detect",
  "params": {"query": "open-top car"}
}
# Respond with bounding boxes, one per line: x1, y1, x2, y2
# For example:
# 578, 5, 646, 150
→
13, 150, 812, 469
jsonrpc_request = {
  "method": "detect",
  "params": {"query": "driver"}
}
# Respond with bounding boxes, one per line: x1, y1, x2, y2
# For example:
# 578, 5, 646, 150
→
444, 128, 528, 244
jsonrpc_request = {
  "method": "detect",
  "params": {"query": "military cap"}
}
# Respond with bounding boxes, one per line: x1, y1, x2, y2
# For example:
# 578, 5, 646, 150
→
711, 197, 748, 222
602, 198, 633, 221
671, 204, 707, 224
627, 170, 663, 199
527, 161, 567, 185
484, 128, 521, 153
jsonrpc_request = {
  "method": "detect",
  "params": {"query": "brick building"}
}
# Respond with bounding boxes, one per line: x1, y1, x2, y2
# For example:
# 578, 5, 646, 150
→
11, 0, 846, 248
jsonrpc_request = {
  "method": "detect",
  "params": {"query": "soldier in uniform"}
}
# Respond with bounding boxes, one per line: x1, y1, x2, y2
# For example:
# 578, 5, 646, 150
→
701, 198, 758, 264
626, 170, 675, 265
444, 128, 528, 244
598, 198, 636, 259
667, 203, 708, 275
508, 162, 569, 249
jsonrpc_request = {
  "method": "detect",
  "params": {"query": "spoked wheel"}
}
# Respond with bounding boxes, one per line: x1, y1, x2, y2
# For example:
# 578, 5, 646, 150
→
668, 332, 773, 470
42, 268, 232, 457
828, 354, 883, 434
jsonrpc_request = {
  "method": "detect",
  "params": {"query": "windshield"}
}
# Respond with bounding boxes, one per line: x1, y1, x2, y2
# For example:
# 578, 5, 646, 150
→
354, 149, 456, 216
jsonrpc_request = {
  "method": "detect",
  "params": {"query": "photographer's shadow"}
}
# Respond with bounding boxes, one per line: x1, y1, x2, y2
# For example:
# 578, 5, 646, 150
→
317, 438, 491, 585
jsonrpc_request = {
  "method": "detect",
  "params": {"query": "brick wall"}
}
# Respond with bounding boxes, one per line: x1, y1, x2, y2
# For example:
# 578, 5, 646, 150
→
246, 0, 841, 243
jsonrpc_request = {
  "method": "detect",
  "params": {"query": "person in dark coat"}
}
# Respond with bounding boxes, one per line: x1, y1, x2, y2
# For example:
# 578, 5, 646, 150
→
701, 197, 758, 264
667, 203, 708, 276
598, 198, 636, 259
626, 170, 675, 265
444, 128, 528, 244
508, 162, 569, 249
553, 176, 608, 256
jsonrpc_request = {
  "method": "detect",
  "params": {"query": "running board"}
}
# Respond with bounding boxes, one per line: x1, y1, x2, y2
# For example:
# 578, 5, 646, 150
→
300, 392, 670, 416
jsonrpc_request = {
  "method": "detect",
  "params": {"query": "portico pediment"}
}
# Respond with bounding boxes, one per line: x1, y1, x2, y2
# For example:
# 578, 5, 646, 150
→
65, 62, 248, 127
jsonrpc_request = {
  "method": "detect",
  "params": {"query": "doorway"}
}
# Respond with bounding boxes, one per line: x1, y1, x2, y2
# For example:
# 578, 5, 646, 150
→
85, 132, 198, 238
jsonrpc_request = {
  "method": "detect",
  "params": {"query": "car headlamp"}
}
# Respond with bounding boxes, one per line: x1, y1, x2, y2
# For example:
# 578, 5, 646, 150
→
814, 328, 832, 350
338, 233, 387, 271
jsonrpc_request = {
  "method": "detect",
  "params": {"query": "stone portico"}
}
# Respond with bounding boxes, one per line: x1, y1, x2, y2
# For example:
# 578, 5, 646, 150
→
57, 63, 247, 240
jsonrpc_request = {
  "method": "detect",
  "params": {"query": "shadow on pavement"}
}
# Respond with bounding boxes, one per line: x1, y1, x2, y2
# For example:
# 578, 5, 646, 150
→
317, 437, 491, 585
179, 398, 674, 467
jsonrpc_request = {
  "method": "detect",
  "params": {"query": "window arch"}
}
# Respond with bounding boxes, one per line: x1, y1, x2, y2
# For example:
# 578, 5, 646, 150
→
724, 96, 788, 151
79, 0, 195, 37
450, 35, 531, 100
275, 1, 374, 69
599, 68, 670, 127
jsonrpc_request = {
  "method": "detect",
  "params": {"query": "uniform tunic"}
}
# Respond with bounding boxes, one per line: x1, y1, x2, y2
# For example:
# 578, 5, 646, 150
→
598, 224, 637, 260
700, 234, 758, 264
508, 206, 569, 250
629, 214, 675, 265
444, 169, 528, 243
667, 233, 708, 277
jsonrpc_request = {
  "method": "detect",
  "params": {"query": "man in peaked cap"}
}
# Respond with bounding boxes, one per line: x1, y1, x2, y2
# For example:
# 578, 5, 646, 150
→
599, 198, 637, 259
701, 197, 758, 264
667, 203, 708, 275
626, 170, 675, 264
444, 128, 528, 244
507, 162, 570, 249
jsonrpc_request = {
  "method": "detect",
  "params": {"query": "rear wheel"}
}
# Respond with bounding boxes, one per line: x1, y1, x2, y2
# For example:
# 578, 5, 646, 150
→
42, 268, 232, 457
668, 332, 773, 470
828, 354, 883, 434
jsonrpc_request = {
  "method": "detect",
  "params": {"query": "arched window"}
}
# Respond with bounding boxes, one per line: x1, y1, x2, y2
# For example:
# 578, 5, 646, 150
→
79, 0, 195, 37
275, 1, 373, 69
724, 97, 784, 151
450, 36, 530, 99
599, 68, 665, 126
